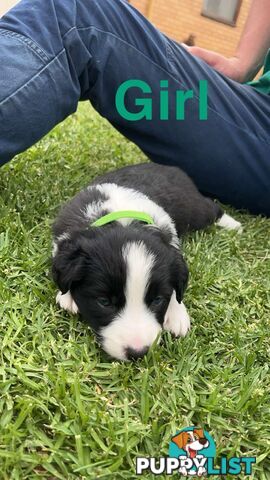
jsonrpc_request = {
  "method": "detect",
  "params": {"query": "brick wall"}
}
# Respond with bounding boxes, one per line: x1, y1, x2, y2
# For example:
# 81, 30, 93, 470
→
1, 0, 251, 57
130, 0, 251, 57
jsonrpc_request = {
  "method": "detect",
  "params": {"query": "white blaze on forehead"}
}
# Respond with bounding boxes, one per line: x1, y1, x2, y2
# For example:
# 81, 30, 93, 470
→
123, 241, 155, 307
101, 241, 162, 360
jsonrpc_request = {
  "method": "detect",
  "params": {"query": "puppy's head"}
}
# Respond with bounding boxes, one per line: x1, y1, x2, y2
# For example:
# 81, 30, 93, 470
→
172, 429, 209, 455
52, 225, 188, 360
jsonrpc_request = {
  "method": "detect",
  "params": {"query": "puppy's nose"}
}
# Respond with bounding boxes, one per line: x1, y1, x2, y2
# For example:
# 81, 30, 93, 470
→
199, 438, 208, 446
126, 346, 149, 360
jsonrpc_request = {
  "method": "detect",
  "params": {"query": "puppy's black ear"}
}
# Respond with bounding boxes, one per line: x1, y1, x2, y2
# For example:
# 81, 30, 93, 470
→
170, 248, 189, 303
52, 240, 86, 294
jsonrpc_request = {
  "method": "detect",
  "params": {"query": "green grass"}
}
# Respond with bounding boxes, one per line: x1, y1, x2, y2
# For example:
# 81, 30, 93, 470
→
0, 103, 269, 480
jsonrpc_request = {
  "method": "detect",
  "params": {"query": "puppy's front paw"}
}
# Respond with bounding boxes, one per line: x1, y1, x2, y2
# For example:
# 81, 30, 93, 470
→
179, 467, 188, 476
164, 293, 190, 337
197, 466, 207, 477
56, 290, 79, 314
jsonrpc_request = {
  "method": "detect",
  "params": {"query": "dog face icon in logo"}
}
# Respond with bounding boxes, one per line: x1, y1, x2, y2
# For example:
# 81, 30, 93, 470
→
169, 427, 216, 476
172, 428, 209, 458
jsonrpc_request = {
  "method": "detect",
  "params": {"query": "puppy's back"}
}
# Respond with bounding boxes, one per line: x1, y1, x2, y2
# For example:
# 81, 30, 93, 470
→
92, 162, 222, 235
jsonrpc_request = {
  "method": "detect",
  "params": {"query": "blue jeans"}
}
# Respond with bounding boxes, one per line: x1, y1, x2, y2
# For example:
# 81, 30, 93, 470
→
0, 0, 269, 215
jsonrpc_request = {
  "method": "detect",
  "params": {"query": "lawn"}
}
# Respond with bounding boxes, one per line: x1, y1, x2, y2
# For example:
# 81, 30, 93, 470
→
0, 103, 269, 480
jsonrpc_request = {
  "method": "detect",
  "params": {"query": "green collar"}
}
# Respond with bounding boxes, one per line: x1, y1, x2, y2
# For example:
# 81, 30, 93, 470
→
91, 210, 154, 227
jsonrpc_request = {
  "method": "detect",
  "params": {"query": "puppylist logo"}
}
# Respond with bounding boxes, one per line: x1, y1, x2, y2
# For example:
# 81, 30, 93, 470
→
136, 427, 256, 476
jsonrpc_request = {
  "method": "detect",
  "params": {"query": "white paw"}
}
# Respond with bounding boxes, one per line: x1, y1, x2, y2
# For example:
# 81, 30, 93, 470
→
164, 292, 190, 337
179, 467, 188, 476
197, 466, 207, 476
56, 290, 79, 314
216, 213, 243, 232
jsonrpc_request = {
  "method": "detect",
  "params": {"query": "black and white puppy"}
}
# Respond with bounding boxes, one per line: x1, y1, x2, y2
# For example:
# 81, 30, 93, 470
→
52, 163, 241, 360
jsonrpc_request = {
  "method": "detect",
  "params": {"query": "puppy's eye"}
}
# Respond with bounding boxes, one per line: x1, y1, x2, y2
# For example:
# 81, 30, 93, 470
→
151, 296, 164, 307
97, 297, 112, 308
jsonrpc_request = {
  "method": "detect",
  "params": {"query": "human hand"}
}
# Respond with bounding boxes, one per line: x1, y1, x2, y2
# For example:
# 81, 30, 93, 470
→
184, 46, 248, 83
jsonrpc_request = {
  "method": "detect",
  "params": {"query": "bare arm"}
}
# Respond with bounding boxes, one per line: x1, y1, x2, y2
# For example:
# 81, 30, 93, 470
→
186, 0, 270, 82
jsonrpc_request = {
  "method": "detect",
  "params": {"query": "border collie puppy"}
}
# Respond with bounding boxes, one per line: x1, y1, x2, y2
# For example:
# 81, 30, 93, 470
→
52, 163, 241, 360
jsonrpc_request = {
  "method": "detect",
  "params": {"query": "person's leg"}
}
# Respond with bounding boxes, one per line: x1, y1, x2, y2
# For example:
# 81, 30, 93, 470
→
0, 0, 83, 165
0, 0, 269, 215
